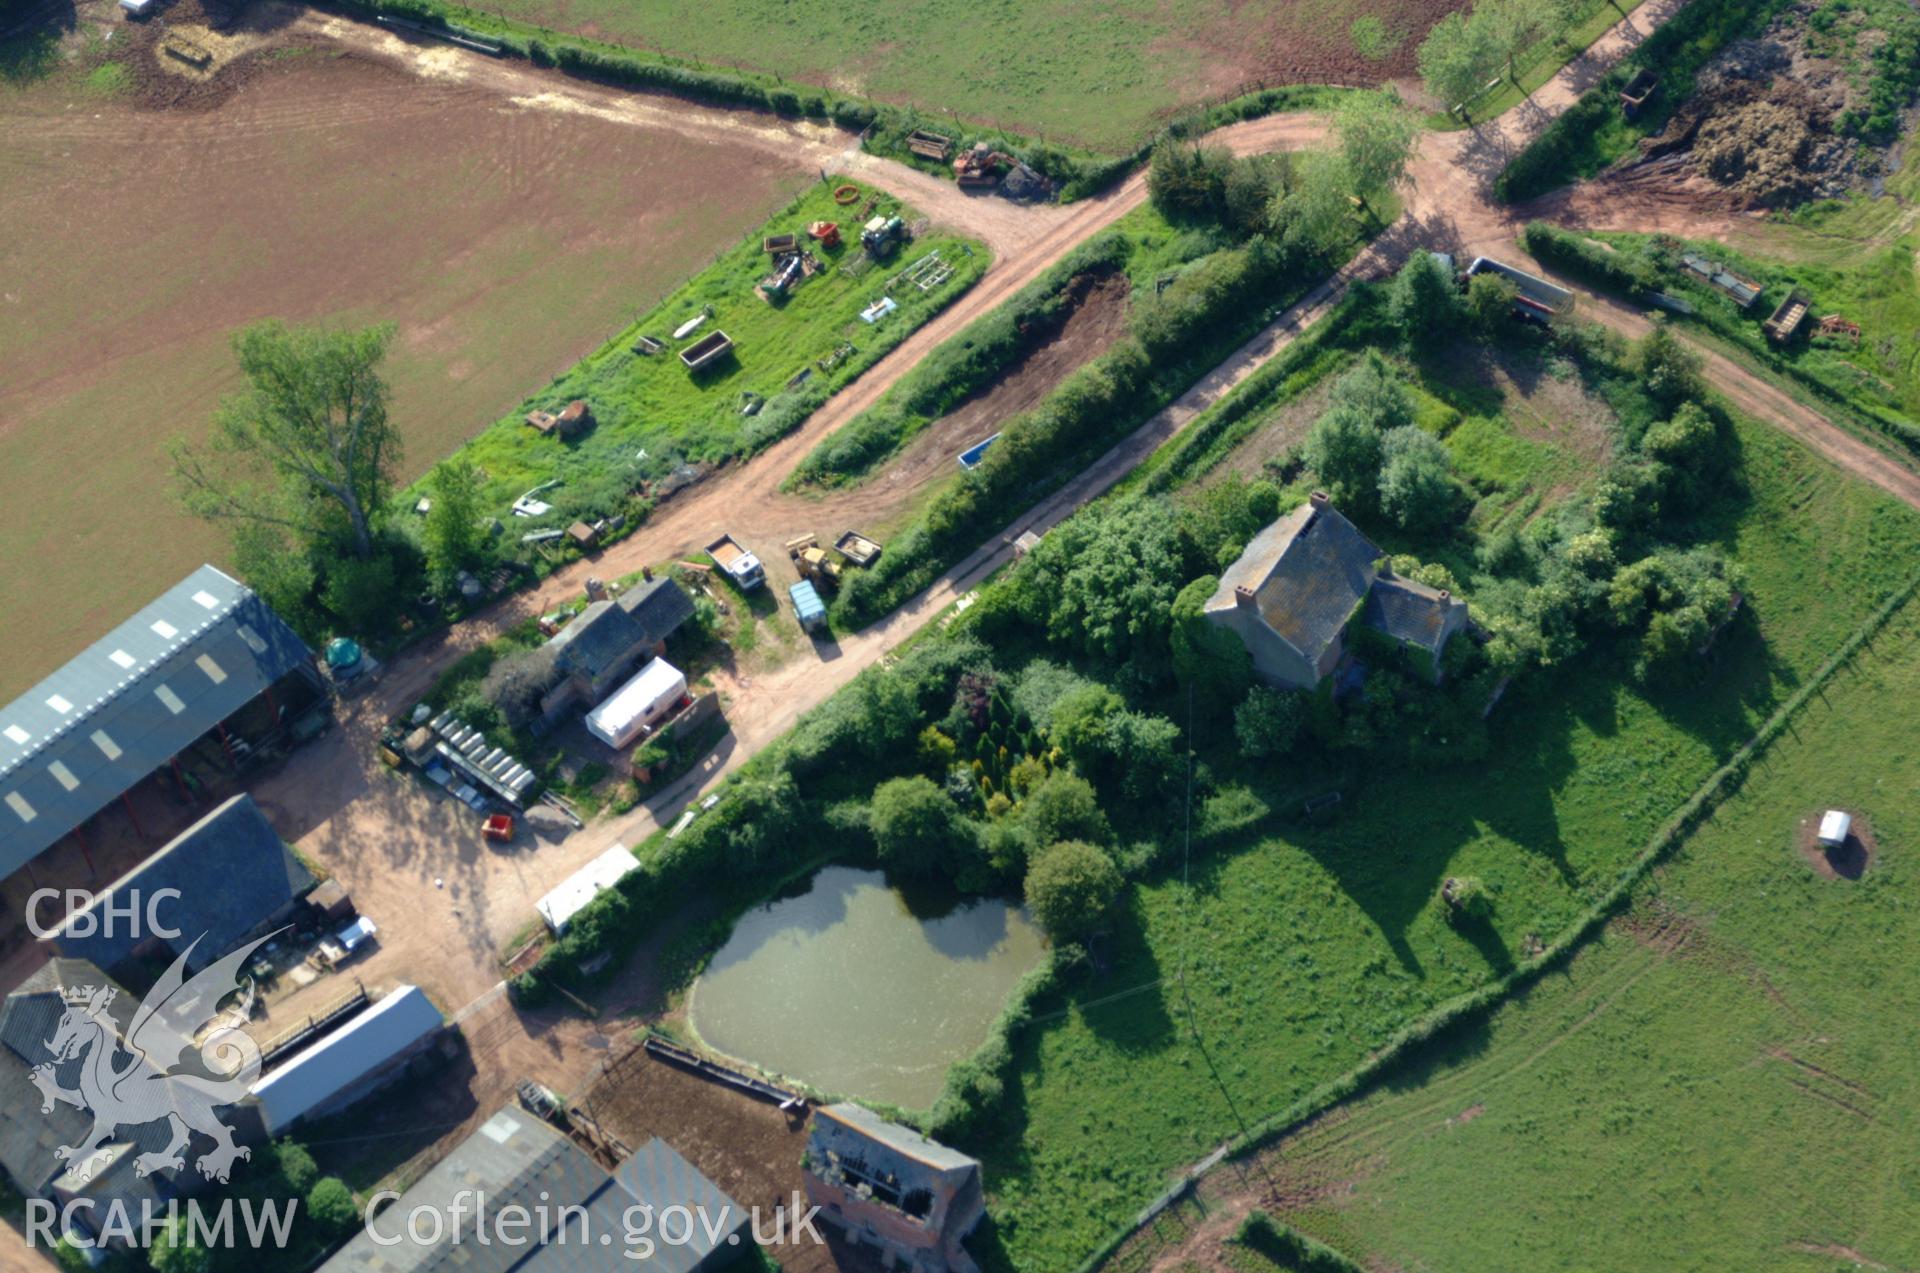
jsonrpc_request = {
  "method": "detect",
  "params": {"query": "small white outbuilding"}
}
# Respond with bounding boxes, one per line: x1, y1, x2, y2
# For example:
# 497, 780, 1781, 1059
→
584, 658, 686, 749
1818, 810, 1853, 848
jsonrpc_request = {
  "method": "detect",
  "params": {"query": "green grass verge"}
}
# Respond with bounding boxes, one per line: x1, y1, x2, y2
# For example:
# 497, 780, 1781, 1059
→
407, 179, 986, 520
1267, 594, 1920, 1271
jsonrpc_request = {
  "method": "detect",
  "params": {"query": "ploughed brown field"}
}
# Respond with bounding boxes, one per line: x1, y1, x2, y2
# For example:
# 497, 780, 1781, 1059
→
0, 30, 806, 697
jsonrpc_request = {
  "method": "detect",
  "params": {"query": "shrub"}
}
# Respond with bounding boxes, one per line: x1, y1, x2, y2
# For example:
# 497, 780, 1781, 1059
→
871, 775, 973, 880
1024, 840, 1123, 942
1170, 575, 1254, 712
306, 1177, 359, 1238
1440, 875, 1493, 922
1020, 771, 1111, 847
1304, 406, 1383, 506
1388, 250, 1464, 349
1235, 685, 1307, 758
1377, 424, 1458, 532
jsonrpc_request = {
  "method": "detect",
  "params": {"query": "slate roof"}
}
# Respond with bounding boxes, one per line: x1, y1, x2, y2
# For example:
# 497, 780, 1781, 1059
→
249, 985, 442, 1133
1363, 575, 1465, 656
617, 576, 695, 645
0, 565, 314, 875
548, 601, 647, 681
0, 960, 175, 1202
50, 794, 313, 973
320, 1105, 745, 1272
1212, 502, 1382, 666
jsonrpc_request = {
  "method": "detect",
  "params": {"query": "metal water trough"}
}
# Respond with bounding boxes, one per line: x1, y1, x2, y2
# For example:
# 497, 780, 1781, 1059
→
679, 330, 733, 372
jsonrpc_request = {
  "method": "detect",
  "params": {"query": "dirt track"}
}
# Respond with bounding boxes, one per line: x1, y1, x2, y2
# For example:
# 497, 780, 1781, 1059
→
9, 1, 1919, 1258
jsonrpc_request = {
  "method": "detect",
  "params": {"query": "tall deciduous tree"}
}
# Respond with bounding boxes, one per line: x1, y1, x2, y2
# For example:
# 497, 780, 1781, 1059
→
1270, 149, 1354, 256
422, 457, 487, 587
1333, 90, 1421, 219
171, 320, 401, 561
1417, 11, 1501, 116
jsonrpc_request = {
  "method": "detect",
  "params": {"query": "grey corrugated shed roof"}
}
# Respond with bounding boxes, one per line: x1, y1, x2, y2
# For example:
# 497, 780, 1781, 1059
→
1362, 575, 1464, 656
321, 1106, 745, 1272
249, 985, 442, 1133
1209, 503, 1381, 667
0, 565, 313, 874
617, 576, 695, 644
549, 600, 646, 680
50, 794, 313, 973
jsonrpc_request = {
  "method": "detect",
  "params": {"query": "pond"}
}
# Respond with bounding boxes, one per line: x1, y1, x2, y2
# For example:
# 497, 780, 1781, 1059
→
689, 865, 1046, 1109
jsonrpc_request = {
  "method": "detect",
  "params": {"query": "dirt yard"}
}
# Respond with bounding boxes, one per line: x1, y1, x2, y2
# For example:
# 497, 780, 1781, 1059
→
0, 2, 809, 699
584, 1046, 887, 1272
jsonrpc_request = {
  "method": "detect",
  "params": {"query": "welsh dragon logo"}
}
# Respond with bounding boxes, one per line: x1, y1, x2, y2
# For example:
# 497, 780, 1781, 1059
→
28, 934, 270, 1184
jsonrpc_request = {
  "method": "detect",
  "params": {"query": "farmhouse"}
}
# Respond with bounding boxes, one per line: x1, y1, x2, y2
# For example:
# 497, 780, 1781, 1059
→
803, 1102, 985, 1273
1204, 493, 1469, 691
0, 565, 321, 879
537, 574, 695, 726
47, 793, 314, 977
0, 960, 184, 1238
244, 984, 444, 1135
320, 1102, 747, 1270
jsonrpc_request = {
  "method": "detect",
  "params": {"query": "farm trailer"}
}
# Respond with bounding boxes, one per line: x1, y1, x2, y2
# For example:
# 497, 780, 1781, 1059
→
835, 530, 882, 567
1466, 257, 1574, 323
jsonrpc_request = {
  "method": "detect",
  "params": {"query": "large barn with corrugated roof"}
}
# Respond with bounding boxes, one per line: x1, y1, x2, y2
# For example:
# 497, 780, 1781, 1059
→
0, 564, 320, 879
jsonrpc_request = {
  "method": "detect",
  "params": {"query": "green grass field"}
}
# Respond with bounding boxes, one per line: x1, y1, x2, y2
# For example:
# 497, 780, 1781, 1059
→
968, 346, 1920, 1270
1262, 598, 1920, 1271
459, 0, 1452, 153
431, 180, 986, 520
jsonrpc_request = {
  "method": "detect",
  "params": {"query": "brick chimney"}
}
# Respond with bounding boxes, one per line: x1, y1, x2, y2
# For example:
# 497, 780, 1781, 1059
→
1309, 489, 1330, 509
642, 566, 654, 582
1234, 585, 1257, 610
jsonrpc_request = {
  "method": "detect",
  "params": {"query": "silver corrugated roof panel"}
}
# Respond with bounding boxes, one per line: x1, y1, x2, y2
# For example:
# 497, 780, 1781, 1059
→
0, 565, 313, 874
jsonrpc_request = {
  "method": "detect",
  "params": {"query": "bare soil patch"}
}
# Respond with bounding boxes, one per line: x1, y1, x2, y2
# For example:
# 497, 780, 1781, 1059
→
1796, 809, 1876, 880
871, 269, 1133, 498
0, 24, 806, 698
1196, 375, 1336, 487
1180, 0, 1470, 110
584, 1047, 884, 1271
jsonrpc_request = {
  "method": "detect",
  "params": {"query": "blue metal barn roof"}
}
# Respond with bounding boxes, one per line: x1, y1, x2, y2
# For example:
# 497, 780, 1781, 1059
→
0, 565, 314, 874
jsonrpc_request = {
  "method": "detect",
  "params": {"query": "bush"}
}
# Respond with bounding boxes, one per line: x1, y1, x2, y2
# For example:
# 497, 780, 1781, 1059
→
306, 1177, 359, 1238
1440, 875, 1494, 922
1304, 406, 1383, 506
274, 1139, 319, 1193
1377, 424, 1459, 532
1235, 685, 1307, 758
1520, 221, 1657, 300
871, 775, 974, 880
1020, 771, 1111, 847
1024, 840, 1122, 942
1388, 250, 1464, 350
1171, 575, 1254, 712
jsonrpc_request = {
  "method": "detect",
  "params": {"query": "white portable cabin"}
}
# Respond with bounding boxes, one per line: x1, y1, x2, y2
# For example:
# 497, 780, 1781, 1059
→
585, 658, 687, 749
1818, 810, 1853, 847
536, 843, 639, 934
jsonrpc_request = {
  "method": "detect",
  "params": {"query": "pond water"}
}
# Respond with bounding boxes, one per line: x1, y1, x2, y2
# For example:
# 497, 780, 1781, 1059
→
689, 865, 1045, 1109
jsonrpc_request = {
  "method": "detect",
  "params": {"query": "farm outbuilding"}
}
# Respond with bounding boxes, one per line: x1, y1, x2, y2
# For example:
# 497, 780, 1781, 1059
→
804, 1102, 985, 1272
536, 843, 638, 934
47, 793, 314, 976
585, 658, 688, 750
0, 565, 320, 881
1818, 810, 1853, 848
319, 1104, 747, 1271
245, 985, 444, 1135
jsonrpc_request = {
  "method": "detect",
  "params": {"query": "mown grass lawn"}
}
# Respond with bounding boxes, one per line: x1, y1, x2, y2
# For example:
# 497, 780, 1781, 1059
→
969, 400, 1920, 1270
433, 179, 986, 519
1268, 597, 1920, 1271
